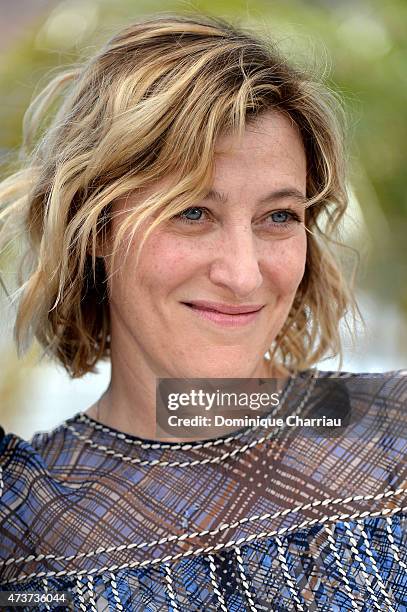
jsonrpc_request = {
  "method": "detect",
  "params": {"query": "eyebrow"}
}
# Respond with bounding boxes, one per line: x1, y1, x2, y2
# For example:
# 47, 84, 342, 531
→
205, 187, 309, 206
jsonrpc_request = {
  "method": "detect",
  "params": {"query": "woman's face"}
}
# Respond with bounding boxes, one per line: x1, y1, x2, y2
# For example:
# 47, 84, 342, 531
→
107, 111, 307, 378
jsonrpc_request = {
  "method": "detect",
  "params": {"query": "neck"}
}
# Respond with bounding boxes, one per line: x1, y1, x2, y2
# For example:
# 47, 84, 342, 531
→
86, 331, 288, 442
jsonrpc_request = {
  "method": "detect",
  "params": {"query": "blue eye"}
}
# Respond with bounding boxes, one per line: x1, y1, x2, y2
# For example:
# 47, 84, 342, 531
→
271, 211, 290, 223
173, 207, 208, 225
183, 207, 203, 221
172, 207, 302, 230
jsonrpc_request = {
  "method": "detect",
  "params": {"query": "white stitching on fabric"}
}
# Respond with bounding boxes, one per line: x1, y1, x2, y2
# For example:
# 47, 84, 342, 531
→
42, 577, 51, 611
109, 571, 124, 611
356, 521, 396, 611
73, 374, 300, 451
66, 424, 259, 467
78, 413, 241, 449
385, 516, 407, 571
87, 574, 98, 612
164, 563, 179, 612
275, 536, 305, 611
0, 466, 3, 500
4, 504, 406, 585
76, 578, 87, 612
207, 554, 229, 612
68, 398, 302, 463
64, 375, 319, 468
324, 525, 361, 612
234, 546, 257, 612
1, 486, 406, 571
34, 367, 388, 463
343, 522, 382, 610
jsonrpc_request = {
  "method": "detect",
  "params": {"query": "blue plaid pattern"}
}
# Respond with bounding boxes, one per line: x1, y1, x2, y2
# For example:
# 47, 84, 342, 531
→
0, 370, 406, 610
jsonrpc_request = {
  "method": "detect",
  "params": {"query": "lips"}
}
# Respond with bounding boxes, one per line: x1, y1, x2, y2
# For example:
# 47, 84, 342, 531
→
182, 300, 264, 315
181, 300, 264, 328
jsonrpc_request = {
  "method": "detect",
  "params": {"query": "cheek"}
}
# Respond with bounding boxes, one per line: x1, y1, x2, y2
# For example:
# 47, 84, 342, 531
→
111, 227, 307, 302
262, 234, 307, 294
135, 231, 203, 296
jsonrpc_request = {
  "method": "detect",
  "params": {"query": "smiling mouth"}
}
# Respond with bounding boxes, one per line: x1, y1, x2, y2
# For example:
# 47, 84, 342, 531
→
181, 301, 264, 327
183, 300, 264, 314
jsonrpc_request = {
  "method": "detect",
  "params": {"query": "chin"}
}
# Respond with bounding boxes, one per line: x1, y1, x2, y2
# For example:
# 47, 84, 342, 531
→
178, 359, 258, 379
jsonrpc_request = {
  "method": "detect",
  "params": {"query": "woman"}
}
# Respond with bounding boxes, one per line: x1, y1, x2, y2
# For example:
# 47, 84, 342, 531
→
0, 14, 406, 611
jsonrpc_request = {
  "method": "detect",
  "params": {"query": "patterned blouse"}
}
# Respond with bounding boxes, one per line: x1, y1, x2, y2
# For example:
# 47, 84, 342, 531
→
0, 369, 406, 611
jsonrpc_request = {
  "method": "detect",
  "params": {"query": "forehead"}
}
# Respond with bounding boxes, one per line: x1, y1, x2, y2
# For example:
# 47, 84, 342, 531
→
111, 111, 306, 219
217, 111, 303, 150
212, 111, 307, 192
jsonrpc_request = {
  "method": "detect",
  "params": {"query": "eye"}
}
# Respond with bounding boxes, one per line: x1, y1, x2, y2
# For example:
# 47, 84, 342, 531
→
270, 211, 291, 223
183, 207, 204, 221
255, 208, 303, 235
172, 207, 209, 225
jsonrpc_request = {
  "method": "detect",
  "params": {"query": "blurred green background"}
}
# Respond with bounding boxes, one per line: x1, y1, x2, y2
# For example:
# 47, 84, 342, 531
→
0, 0, 406, 437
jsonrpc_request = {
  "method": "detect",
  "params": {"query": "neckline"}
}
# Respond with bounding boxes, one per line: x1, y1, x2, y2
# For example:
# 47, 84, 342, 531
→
72, 372, 306, 450
74, 410, 259, 449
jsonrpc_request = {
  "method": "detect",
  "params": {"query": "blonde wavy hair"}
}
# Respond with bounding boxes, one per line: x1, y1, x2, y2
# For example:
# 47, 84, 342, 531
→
0, 14, 355, 378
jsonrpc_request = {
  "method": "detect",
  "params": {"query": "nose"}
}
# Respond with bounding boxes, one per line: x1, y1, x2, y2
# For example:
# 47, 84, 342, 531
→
208, 224, 263, 298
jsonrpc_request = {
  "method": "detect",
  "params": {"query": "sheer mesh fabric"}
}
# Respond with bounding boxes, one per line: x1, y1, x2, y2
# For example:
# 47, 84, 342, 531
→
1, 370, 406, 610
